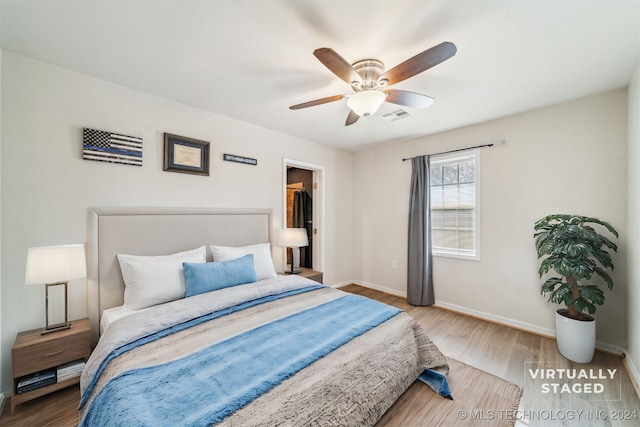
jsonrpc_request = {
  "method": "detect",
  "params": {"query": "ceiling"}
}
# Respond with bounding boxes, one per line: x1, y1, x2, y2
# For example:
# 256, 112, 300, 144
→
2, 1, 639, 152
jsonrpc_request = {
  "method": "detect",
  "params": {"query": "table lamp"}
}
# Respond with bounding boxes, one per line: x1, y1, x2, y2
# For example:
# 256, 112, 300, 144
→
278, 228, 309, 274
25, 244, 87, 334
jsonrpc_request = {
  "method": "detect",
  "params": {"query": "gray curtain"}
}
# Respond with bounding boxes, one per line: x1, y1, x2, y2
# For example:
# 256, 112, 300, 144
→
407, 155, 434, 306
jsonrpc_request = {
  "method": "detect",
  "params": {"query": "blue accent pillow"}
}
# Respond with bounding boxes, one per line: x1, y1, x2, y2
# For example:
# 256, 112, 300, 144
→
183, 254, 258, 297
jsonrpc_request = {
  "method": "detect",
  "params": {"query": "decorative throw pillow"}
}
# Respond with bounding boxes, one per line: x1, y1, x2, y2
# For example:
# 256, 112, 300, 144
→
209, 243, 277, 280
117, 246, 206, 310
183, 254, 258, 297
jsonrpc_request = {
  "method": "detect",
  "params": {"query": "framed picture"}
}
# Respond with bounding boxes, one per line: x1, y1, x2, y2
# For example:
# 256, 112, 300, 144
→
163, 133, 210, 176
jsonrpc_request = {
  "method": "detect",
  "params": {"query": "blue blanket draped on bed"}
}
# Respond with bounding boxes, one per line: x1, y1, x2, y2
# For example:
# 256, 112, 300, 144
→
79, 284, 323, 409
80, 293, 403, 426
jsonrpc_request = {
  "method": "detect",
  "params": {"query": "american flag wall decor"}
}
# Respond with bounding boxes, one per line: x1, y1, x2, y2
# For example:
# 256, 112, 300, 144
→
83, 128, 143, 166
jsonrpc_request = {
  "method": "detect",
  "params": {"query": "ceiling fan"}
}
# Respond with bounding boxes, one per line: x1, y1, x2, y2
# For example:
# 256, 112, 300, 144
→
289, 42, 457, 126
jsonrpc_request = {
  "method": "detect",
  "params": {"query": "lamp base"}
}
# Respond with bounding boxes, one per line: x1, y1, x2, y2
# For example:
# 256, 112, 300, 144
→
288, 246, 302, 274
43, 282, 70, 335
41, 322, 71, 335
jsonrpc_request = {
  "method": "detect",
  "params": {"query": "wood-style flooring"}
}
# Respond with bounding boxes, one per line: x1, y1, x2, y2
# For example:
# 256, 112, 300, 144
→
342, 285, 640, 427
2, 284, 638, 426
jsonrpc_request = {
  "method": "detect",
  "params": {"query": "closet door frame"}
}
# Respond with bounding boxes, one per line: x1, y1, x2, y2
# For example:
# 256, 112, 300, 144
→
282, 158, 324, 274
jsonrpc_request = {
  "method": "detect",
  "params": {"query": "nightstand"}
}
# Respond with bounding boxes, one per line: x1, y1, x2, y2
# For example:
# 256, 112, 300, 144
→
11, 318, 91, 415
299, 267, 324, 284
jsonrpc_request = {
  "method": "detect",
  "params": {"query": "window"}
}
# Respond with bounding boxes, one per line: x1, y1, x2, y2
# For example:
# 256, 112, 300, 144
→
430, 149, 480, 260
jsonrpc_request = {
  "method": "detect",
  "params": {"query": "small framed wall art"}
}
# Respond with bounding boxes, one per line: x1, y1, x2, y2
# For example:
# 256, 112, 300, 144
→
83, 128, 143, 167
163, 133, 210, 176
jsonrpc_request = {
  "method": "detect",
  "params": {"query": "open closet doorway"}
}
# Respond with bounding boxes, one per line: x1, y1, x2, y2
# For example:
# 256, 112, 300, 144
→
282, 159, 324, 274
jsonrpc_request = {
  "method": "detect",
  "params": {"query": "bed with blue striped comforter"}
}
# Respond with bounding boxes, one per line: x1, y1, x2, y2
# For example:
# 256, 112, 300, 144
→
79, 275, 449, 426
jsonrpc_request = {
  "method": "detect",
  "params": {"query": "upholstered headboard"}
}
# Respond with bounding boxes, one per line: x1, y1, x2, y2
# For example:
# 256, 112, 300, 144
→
86, 207, 272, 343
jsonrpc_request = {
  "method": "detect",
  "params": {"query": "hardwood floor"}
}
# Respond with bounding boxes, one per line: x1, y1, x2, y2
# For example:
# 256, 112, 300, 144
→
2, 284, 638, 426
1, 384, 80, 426
341, 285, 640, 427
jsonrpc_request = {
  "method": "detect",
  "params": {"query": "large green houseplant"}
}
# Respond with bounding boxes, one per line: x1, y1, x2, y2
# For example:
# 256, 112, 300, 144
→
533, 214, 618, 363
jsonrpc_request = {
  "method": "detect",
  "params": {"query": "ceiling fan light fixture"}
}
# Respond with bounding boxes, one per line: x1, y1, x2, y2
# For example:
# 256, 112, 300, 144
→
347, 90, 387, 117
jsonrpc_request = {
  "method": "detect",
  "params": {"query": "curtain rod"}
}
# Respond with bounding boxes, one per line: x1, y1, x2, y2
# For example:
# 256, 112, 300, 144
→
402, 142, 498, 162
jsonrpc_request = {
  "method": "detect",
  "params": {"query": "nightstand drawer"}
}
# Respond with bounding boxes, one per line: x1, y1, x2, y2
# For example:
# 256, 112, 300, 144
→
13, 335, 89, 377
12, 318, 92, 378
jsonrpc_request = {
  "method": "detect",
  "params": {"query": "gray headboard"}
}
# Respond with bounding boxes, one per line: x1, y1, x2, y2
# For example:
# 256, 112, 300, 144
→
87, 206, 272, 343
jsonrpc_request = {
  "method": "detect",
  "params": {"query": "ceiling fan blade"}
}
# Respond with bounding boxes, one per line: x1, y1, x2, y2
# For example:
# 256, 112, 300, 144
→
314, 48, 362, 86
289, 94, 345, 110
380, 42, 457, 86
345, 110, 360, 126
384, 90, 434, 109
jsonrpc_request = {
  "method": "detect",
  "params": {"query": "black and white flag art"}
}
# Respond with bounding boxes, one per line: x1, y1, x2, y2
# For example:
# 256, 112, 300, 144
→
83, 128, 143, 166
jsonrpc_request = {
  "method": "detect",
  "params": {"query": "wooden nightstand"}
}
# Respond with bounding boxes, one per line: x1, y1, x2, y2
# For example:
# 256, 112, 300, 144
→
11, 318, 91, 415
298, 267, 324, 284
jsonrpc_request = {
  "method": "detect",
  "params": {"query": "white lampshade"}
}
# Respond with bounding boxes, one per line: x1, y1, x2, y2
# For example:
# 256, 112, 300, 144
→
347, 90, 387, 117
25, 244, 87, 285
278, 228, 309, 248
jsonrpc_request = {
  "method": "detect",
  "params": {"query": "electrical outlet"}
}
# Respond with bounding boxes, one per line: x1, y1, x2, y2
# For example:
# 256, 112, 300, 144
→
391, 260, 398, 269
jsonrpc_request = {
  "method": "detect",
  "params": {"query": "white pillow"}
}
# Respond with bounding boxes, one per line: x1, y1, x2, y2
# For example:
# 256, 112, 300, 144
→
209, 243, 277, 280
117, 246, 206, 310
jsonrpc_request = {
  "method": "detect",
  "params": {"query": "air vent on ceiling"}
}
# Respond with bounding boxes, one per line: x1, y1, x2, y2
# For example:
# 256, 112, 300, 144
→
382, 109, 411, 121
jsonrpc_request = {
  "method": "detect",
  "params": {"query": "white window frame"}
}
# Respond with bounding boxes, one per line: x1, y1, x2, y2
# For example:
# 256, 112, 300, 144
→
430, 149, 481, 261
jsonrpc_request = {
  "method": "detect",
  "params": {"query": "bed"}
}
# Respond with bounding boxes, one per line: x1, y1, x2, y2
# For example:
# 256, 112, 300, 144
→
80, 207, 450, 426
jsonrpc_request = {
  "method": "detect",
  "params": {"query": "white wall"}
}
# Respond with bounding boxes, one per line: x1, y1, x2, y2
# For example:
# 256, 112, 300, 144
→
627, 66, 640, 383
353, 90, 628, 350
0, 51, 354, 394
1, 48, 634, 398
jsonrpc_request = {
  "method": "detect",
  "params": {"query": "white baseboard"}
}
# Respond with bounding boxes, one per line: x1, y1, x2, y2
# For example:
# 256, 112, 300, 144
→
434, 300, 557, 338
623, 353, 640, 399
344, 280, 629, 358
329, 280, 354, 289
594, 341, 627, 357
0, 392, 5, 415
345, 280, 556, 338
344, 280, 407, 298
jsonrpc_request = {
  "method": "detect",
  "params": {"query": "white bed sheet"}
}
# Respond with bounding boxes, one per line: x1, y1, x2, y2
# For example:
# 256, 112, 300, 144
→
100, 305, 148, 335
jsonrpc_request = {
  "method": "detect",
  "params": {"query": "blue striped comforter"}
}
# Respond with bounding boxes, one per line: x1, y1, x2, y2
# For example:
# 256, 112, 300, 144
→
79, 276, 450, 426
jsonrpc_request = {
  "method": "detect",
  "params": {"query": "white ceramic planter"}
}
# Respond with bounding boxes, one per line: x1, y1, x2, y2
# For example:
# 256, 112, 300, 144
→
555, 309, 596, 363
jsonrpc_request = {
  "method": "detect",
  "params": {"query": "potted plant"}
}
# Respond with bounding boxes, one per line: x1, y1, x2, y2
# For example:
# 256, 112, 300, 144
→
533, 214, 618, 363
